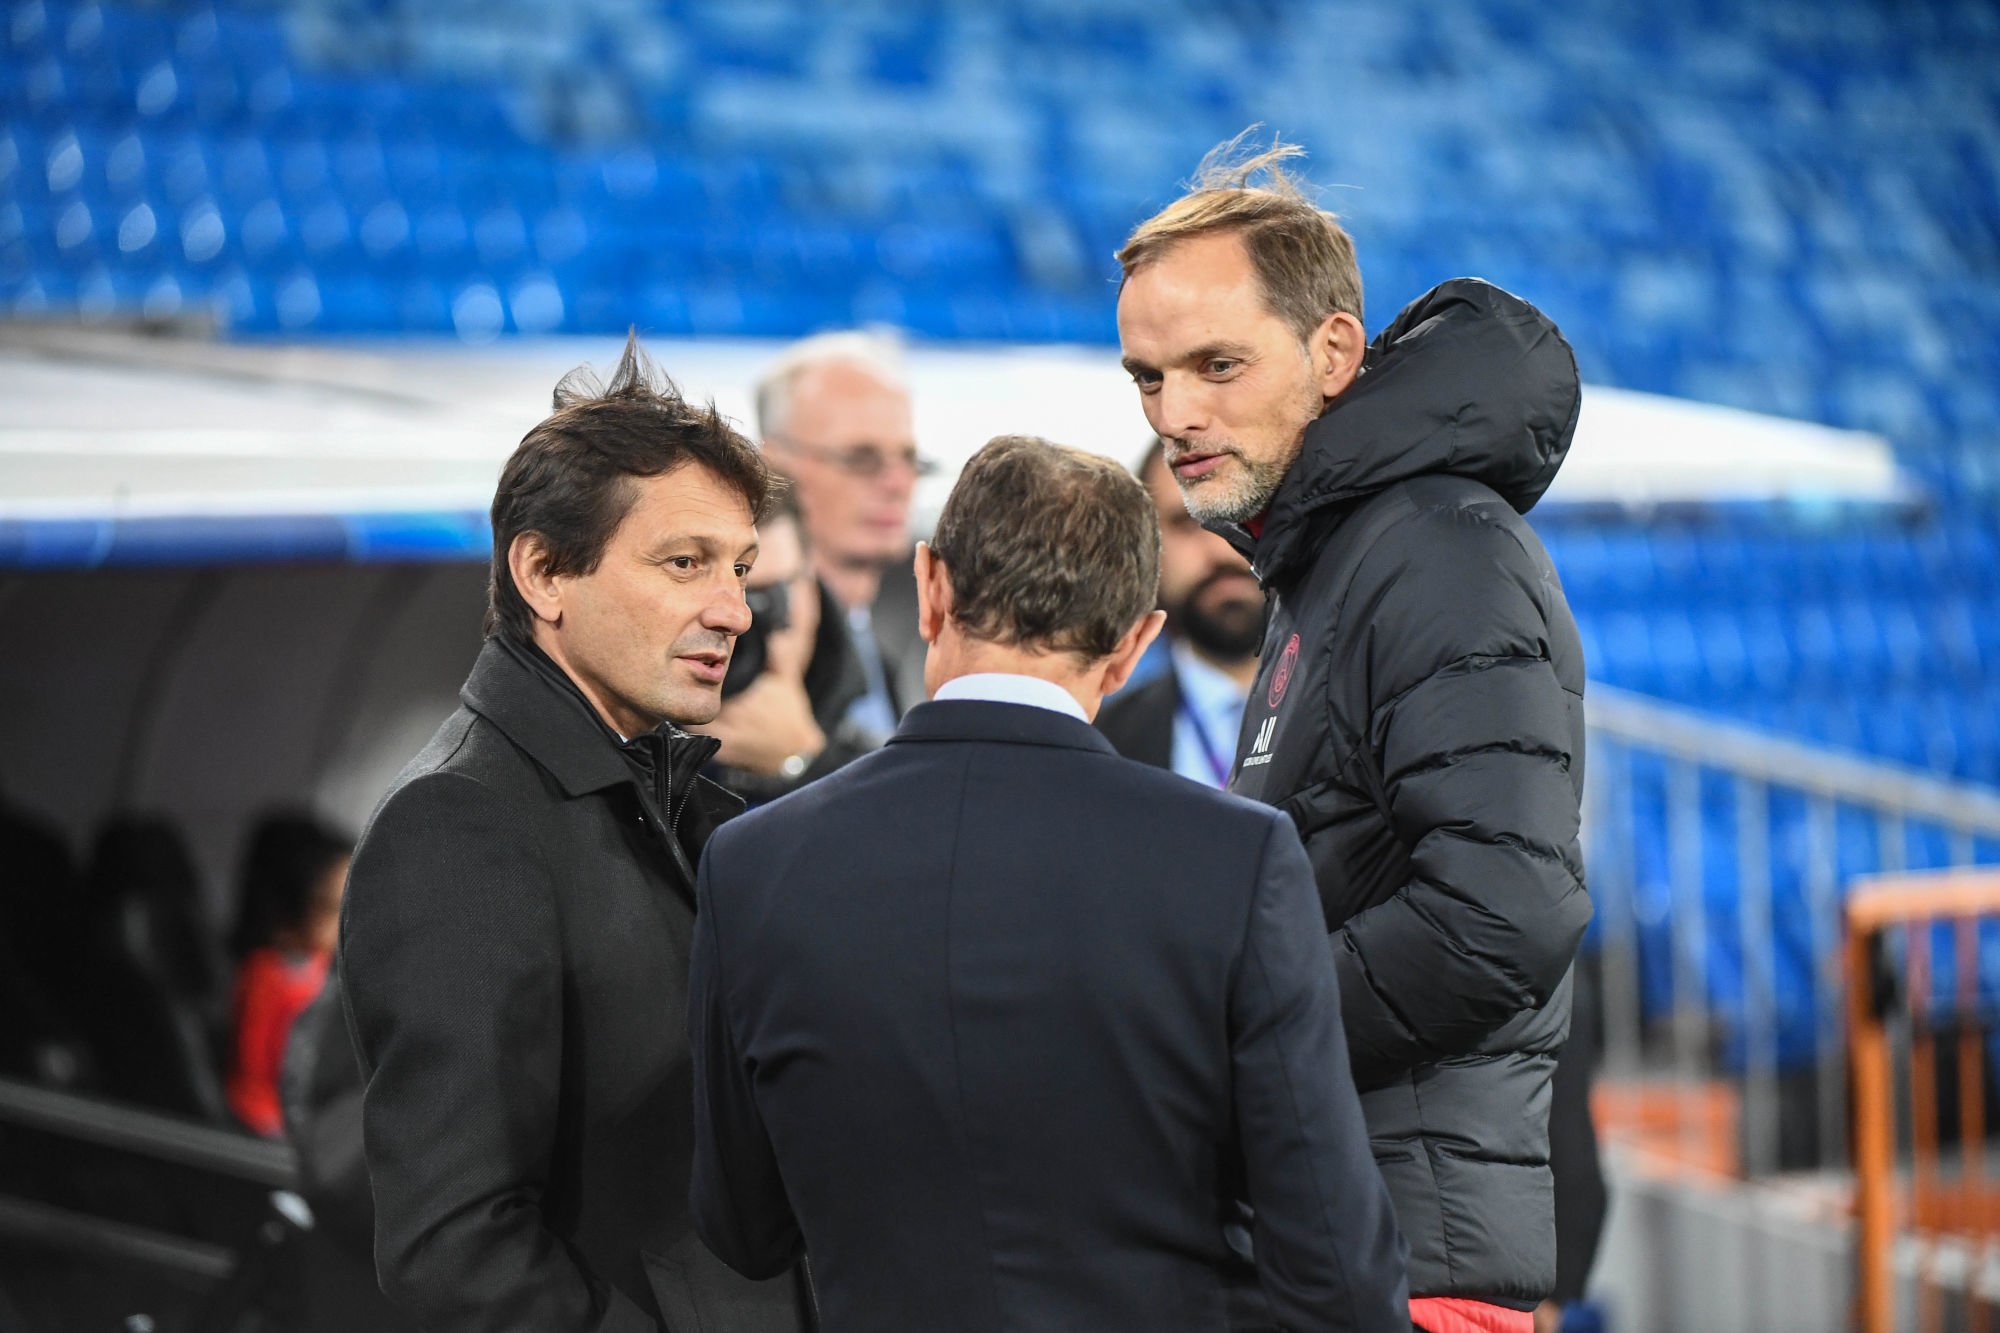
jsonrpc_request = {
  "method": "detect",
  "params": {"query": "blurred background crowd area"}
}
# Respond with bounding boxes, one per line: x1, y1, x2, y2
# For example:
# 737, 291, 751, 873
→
3, 0, 2000, 1330
3, 0, 1999, 761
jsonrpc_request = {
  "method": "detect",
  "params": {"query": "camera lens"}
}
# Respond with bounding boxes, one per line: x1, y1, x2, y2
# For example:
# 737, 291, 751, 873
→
722, 582, 793, 698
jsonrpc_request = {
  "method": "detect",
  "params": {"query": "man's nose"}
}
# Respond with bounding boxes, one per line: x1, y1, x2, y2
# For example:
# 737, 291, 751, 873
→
706, 583, 754, 636
1156, 375, 1210, 440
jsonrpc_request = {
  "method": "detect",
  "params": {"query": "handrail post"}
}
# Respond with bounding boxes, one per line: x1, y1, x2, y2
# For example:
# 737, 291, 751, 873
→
1848, 914, 1894, 1333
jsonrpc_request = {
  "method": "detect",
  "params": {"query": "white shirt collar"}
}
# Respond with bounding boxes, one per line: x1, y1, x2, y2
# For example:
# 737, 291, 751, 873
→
933, 672, 1088, 723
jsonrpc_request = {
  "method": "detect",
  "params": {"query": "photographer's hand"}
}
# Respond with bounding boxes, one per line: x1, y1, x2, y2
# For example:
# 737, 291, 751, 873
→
704, 675, 826, 777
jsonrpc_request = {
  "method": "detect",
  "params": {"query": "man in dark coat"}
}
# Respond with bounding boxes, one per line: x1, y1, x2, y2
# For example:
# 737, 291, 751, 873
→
689, 436, 1408, 1332
339, 335, 806, 1333
1117, 141, 1592, 1327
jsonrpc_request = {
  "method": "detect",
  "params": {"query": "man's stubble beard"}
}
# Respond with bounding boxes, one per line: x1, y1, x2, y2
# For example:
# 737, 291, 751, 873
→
1176, 448, 1294, 527
1172, 375, 1324, 527
653, 628, 735, 728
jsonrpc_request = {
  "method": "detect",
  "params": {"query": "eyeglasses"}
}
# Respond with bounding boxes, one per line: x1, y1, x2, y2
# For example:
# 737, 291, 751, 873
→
766, 434, 938, 480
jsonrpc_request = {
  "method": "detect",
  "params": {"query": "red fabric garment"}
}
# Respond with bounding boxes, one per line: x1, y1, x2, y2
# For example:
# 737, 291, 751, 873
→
1245, 512, 1268, 540
1409, 1297, 1535, 1333
226, 946, 330, 1137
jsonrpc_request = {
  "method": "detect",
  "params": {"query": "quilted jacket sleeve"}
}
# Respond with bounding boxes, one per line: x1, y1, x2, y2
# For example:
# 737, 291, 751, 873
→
1329, 502, 1592, 1088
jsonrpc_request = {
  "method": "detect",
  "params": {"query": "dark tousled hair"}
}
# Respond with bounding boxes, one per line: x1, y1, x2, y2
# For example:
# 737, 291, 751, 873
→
929, 435, 1160, 661
486, 331, 778, 642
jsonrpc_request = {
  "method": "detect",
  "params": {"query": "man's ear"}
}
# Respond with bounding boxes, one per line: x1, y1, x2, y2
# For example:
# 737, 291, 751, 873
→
508, 532, 564, 628
913, 542, 953, 646
1098, 609, 1168, 700
1312, 311, 1368, 402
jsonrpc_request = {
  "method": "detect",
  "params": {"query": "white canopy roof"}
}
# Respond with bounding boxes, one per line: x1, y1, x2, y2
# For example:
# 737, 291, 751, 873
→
0, 325, 1911, 551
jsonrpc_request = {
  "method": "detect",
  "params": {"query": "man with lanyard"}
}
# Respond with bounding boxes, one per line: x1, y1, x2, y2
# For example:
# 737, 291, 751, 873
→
1098, 436, 1264, 790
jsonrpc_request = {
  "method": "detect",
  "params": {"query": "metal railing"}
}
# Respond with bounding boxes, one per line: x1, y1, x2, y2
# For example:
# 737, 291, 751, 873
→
1846, 871, 2000, 1333
0, 1078, 297, 1188
0, 1076, 299, 1290
1584, 684, 2000, 1178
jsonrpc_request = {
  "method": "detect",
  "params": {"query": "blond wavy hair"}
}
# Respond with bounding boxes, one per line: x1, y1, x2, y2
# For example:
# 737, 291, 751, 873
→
1117, 131, 1362, 339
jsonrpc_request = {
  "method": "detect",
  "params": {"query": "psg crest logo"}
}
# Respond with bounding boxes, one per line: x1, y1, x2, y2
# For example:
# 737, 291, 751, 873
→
1267, 633, 1301, 708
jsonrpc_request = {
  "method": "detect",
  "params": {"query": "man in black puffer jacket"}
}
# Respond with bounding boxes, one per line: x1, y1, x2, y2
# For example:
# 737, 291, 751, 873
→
1117, 139, 1592, 1328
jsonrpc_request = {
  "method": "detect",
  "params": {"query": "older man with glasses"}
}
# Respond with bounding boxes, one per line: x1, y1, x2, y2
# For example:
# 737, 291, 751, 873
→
754, 331, 935, 735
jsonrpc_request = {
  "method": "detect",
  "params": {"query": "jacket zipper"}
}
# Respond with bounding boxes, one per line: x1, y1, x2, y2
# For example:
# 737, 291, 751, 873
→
668, 760, 687, 843
654, 740, 701, 889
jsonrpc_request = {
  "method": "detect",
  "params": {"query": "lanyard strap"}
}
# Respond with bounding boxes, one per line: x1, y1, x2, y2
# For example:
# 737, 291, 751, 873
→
1176, 690, 1236, 789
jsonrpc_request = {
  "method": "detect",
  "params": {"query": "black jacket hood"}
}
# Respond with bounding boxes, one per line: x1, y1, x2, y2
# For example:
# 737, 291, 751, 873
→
1237, 278, 1580, 586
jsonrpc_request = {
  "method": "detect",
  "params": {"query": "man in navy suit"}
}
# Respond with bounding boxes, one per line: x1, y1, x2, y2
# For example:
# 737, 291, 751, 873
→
689, 435, 1407, 1331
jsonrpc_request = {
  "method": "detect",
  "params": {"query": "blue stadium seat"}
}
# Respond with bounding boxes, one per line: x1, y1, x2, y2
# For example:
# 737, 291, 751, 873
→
2, 0, 1996, 808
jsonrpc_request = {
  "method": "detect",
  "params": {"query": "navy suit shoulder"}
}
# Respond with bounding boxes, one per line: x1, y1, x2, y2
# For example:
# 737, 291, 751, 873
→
718, 702, 1269, 846
702, 702, 1287, 947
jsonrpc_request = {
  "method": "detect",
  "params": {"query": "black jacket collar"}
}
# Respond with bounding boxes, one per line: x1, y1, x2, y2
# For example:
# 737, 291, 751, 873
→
460, 636, 740, 828
889, 698, 1120, 758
